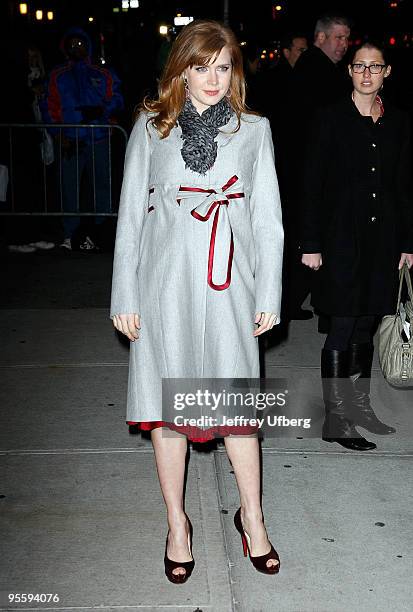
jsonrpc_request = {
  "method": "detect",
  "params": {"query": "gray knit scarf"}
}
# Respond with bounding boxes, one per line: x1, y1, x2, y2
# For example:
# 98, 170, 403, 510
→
178, 97, 234, 175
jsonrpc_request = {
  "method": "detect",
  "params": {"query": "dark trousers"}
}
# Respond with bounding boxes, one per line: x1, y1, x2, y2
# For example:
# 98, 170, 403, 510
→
58, 137, 111, 239
324, 315, 378, 351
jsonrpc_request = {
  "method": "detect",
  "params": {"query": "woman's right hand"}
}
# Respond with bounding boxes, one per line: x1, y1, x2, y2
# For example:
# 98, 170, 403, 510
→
301, 253, 322, 270
113, 314, 141, 342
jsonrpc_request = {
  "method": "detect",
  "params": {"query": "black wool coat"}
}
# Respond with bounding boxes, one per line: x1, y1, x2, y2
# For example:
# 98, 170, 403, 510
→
280, 47, 350, 204
299, 95, 413, 317
293, 46, 350, 115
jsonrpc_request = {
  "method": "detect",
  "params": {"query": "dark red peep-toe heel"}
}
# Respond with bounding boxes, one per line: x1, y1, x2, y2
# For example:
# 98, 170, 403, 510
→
164, 519, 195, 584
234, 508, 280, 575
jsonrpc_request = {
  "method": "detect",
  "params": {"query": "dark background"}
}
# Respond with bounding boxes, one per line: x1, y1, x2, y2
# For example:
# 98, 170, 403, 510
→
1, 0, 413, 123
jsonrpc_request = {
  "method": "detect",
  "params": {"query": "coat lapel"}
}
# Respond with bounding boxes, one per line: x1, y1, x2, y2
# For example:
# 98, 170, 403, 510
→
216, 113, 239, 149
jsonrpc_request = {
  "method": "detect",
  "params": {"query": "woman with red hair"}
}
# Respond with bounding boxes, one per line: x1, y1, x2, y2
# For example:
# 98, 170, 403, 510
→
110, 20, 283, 582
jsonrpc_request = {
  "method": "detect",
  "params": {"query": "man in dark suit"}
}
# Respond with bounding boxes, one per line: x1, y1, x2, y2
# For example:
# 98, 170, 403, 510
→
281, 14, 351, 322
281, 33, 309, 70
294, 14, 351, 113
267, 33, 308, 171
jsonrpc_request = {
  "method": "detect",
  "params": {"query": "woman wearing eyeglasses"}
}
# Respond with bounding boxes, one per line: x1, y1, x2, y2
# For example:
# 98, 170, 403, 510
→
300, 42, 413, 451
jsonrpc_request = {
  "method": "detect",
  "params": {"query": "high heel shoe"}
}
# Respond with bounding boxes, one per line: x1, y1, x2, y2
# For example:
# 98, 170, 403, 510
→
234, 508, 280, 575
164, 519, 195, 584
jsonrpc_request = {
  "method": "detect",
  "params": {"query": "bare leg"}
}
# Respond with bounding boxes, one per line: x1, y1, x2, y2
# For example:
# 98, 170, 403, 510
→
151, 427, 192, 577
224, 435, 278, 569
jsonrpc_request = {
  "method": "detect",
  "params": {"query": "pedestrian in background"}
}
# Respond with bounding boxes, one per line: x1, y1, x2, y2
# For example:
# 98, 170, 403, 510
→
265, 32, 308, 322
44, 27, 123, 251
242, 40, 268, 114
293, 14, 351, 115
110, 19, 283, 583
279, 33, 308, 69
264, 32, 308, 133
282, 14, 351, 322
300, 42, 413, 451
1, 41, 55, 254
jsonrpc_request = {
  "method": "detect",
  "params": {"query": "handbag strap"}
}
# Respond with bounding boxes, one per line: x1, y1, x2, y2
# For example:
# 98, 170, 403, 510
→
406, 264, 413, 301
396, 263, 413, 313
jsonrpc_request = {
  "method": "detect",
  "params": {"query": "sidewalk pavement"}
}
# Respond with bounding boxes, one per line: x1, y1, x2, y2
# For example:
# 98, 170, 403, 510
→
1, 250, 412, 612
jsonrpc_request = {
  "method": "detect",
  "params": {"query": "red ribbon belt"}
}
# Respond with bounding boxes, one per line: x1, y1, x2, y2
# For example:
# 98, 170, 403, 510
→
177, 175, 244, 291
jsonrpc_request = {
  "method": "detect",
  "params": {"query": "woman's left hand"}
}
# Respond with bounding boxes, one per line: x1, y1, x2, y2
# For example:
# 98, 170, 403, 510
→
398, 253, 413, 270
253, 312, 278, 337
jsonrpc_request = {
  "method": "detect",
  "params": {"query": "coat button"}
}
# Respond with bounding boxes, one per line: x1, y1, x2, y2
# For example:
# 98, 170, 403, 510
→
371, 216, 377, 222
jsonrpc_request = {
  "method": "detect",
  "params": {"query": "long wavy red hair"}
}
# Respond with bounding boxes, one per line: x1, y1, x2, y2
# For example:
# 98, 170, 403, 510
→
140, 19, 257, 138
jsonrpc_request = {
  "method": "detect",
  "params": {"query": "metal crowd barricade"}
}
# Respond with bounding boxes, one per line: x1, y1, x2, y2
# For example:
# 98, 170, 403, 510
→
0, 123, 128, 217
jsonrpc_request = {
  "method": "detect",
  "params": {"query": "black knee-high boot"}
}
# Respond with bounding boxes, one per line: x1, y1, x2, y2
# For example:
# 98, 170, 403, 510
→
348, 343, 396, 435
321, 348, 376, 451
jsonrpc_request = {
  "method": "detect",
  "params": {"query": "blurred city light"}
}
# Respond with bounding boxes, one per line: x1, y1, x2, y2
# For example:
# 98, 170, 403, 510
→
113, 7, 120, 12
275, 4, 282, 10
88, 16, 94, 22
47, 11, 53, 20
174, 16, 193, 26
19, 3, 28, 15
130, 0, 139, 7
122, 0, 129, 8
35, 9, 43, 20
159, 25, 168, 35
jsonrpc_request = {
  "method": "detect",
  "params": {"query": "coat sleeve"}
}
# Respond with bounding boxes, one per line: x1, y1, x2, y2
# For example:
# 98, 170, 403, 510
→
104, 67, 124, 117
44, 69, 63, 124
110, 112, 151, 318
250, 117, 284, 321
299, 108, 332, 253
396, 113, 413, 253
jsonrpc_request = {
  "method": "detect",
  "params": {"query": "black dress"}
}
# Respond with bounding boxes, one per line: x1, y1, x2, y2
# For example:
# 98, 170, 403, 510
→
299, 95, 413, 317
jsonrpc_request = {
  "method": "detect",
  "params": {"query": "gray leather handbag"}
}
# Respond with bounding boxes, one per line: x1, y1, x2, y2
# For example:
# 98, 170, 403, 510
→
378, 264, 413, 387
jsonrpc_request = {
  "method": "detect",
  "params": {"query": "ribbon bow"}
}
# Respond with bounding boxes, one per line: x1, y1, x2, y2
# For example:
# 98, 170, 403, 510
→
177, 175, 244, 291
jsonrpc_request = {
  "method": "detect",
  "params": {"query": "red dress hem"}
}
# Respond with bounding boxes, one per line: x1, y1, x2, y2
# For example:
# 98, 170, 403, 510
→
126, 420, 258, 443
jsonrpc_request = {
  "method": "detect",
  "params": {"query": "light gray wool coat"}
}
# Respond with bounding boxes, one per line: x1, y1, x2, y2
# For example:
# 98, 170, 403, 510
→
110, 111, 284, 422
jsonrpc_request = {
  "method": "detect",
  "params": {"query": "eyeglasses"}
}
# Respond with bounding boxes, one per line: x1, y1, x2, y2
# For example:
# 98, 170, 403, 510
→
351, 63, 386, 74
